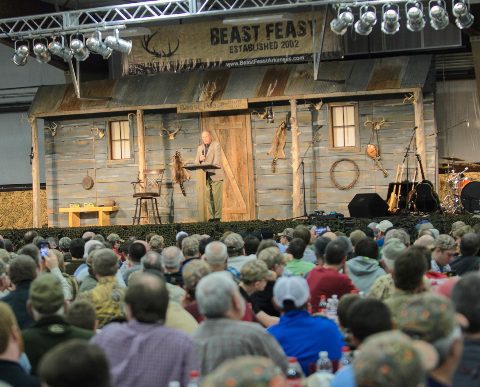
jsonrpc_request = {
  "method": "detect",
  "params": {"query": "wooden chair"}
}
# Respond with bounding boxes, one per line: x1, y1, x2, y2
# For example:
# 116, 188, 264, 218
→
131, 169, 165, 224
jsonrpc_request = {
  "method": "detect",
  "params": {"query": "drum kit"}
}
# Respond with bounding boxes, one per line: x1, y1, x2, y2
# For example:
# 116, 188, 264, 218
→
442, 157, 480, 214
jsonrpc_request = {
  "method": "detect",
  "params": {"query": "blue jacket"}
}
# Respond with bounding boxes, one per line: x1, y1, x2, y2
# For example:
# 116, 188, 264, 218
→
2, 281, 34, 329
267, 310, 343, 375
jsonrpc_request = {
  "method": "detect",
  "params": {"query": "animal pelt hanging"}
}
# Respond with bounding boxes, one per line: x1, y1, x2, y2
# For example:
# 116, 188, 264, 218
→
267, 120, 287, 172
171, 151, 190, 196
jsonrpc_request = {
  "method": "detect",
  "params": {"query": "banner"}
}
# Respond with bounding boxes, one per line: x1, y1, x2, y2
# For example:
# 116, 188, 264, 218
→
126, 10, 336, 75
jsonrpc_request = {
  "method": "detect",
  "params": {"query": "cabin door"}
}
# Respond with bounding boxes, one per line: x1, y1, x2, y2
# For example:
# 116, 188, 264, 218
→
200, 113, 256, 221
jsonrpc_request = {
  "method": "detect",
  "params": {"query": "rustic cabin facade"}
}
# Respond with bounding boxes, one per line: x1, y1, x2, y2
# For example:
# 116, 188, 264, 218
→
28, 55, 436, 227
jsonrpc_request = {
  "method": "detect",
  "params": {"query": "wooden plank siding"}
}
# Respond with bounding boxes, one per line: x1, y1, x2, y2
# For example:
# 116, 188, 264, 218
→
45, 94, 436, 226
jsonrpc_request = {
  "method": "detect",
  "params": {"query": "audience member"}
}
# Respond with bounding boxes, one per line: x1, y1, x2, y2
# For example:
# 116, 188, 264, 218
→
450, 232, 480, 275
243, 235, 260, 256
64, 238, 85, 276
224, 233, 255, 271
375, 220, 393, 247
293, 225, 316, 264
397, 293, 463, 387
181, 236, 201, 270
79, 249, 125, 328
277, 228, 294, 253
451, 273, 480, 386
431, 234, 457, 274
349, 230, 366, 248
204, 241, 229, 273
22, 274, 93, 374
193, 272, 288, 375
65, 299, 97, 331
92, 273, 198, 387
122, 242, 146, 284
161, 246, 184, 286
307, 239, 357, 312
0, 302, 40, 387
182, 260, 212, 323
2, 255, 37, 329
38, 340, 110, 387
285, 238, 315, 277
268, 276, 343, 375
346, 237, 385, 294
313, 236, 330, 265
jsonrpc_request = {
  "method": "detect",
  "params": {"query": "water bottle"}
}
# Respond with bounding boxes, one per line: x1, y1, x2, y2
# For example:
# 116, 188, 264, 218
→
331, 294, 339, 311
338, 346, 352, 369
318, 295, 327, 314
326, 298, 335, 319
168, 382, 180, 387
286, 357, 304, 387
187, 370, 200, 387
316, 351, 333, 374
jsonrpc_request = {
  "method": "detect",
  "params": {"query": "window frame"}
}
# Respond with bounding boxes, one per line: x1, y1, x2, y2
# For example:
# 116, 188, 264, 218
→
107, 119, 134, 164
328, 102, 360, 152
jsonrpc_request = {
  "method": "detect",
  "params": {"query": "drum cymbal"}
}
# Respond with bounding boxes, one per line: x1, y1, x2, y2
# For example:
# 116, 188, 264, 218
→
441, 156, 465, 161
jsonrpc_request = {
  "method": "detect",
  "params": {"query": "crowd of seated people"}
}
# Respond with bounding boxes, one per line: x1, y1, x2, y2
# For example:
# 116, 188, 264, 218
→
0, 219, 479, 387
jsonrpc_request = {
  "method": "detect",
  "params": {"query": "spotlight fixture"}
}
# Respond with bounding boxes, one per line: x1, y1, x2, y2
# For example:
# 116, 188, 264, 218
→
354, 5, 377, 35
381, 3, 401, 34
406, 0, 426, 31
12, 42, 29, 66
452, 0, 474, 29
330, 6, 354, 35
104, 29, 132, 54
33, 40, 51, 63
70, 36, 90, 61
266, 106, 274, 124
86, 31, 113, 59
48, 38, 73, 62
429, 0, 449, 30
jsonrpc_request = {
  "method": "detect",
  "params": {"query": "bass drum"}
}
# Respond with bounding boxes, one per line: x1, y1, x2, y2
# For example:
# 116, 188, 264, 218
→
461, 181, 480, 213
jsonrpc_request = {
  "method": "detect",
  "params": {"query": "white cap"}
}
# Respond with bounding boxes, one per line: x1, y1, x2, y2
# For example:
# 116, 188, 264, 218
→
377, 220, 394, 233
273, 276, 310, 308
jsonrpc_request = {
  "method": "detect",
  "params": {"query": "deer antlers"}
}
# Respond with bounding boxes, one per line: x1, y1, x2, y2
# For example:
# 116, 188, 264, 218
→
364, 117, 386, 131
142, 32, 180, 58
199, 81, 220, 107
162, 121, 181, 140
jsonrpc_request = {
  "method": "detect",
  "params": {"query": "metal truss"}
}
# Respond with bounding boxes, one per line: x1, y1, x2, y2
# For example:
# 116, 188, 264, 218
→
0, 0, 333, 39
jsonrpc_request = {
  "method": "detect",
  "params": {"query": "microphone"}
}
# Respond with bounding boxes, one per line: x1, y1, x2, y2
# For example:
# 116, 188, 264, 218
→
413, 126, 418, 130
200, 149, 204, 163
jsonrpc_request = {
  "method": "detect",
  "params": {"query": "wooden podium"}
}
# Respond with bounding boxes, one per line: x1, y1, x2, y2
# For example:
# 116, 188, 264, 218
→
184, 164, 220, 221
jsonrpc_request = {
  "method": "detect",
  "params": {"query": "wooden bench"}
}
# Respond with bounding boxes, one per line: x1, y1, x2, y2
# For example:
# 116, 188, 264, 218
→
59, 206, 119, 227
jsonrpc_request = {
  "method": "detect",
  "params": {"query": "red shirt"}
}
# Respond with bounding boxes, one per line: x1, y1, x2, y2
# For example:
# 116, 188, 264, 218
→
307, 266, 357, 313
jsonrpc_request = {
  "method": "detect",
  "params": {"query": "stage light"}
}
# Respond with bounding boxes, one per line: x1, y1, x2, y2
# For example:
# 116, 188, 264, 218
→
406, 0, 426, 31
86, 31, 113, 59
12, 42, 29, 66
381, 3, 401, 34
48, 38, 73, 62
33, 41, 51, 63
330, 6, 354, 35
429, 0, 449, 30
104, 29, 132, 54
452, 0, 474, 29
70, 36, 90, 61
354, 5, 377, 35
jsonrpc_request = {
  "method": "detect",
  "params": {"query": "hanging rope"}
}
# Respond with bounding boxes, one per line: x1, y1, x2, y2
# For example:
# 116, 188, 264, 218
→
330, 158, 360, 190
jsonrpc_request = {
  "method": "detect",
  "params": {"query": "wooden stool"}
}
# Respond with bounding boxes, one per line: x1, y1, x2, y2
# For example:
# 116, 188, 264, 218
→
131, 169, 165, 225
132, 196, 161, 225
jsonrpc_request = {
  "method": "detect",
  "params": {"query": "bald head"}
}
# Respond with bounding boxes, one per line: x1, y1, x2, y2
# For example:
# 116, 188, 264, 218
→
201, 131, 212, 145
204, 241, 228, 270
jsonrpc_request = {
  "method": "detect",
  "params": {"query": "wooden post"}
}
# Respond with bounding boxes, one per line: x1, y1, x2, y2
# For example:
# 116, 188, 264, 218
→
413, 89, 427, 179
290, 99, 302, 218
29, 116, 41, 228
136, 110, 147, 223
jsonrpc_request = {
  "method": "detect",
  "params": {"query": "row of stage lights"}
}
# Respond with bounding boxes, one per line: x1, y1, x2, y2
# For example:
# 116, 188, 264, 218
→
12, 29, 132, 66
330, 0, 474, 36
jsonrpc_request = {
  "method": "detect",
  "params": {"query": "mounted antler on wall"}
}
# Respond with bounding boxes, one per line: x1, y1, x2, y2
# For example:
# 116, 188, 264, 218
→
364, 117, 386, 131
198, 80, 220, 107
147, 119, 182, 140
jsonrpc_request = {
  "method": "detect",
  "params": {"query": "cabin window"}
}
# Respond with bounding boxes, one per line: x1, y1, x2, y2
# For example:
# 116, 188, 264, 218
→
329, 103, 359, 151
109, 120, 132, 160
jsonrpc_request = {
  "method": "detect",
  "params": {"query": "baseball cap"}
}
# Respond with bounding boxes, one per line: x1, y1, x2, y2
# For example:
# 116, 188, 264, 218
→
273, 276, 310, 308
450, 221, 466, 234
377, 220, 394, 233
182, 260, 211, 291
396, 293, 456, 343
354, 330, 438, 387
106, 233, 124, 243
224, 233, 245, 252
381, 238, 406, 262
278, 228, 294, 239
175, 231, 188, 242
433, 234, 456, 250
29, 273, 64, 314
413, 235, 435, 250
240, 260, 269, 284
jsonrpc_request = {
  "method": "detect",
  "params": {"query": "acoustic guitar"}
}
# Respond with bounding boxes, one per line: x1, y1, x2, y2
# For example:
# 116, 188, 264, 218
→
413, 154, 440, 212
388, 164, 402, 213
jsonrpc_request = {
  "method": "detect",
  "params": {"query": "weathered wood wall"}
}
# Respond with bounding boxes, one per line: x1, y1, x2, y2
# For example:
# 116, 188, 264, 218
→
45, 93, 436, 226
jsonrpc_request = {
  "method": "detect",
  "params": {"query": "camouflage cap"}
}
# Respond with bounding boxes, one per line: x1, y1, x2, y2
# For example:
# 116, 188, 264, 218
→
433, 234, 456, 250
354, 330, 435, 387
202, 356, 284, 387
277, 228, 294, 239
223, 233, 245, 252
106, 233, 124, 243
450, 221, 466, 234
240, 259, 269, 284
29, 273, 64, 314
182, 259, 211, 291
396, 293, 456, 343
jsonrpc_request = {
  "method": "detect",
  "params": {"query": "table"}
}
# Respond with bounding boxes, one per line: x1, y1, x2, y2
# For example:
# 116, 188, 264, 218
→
59, 206, 119, 227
